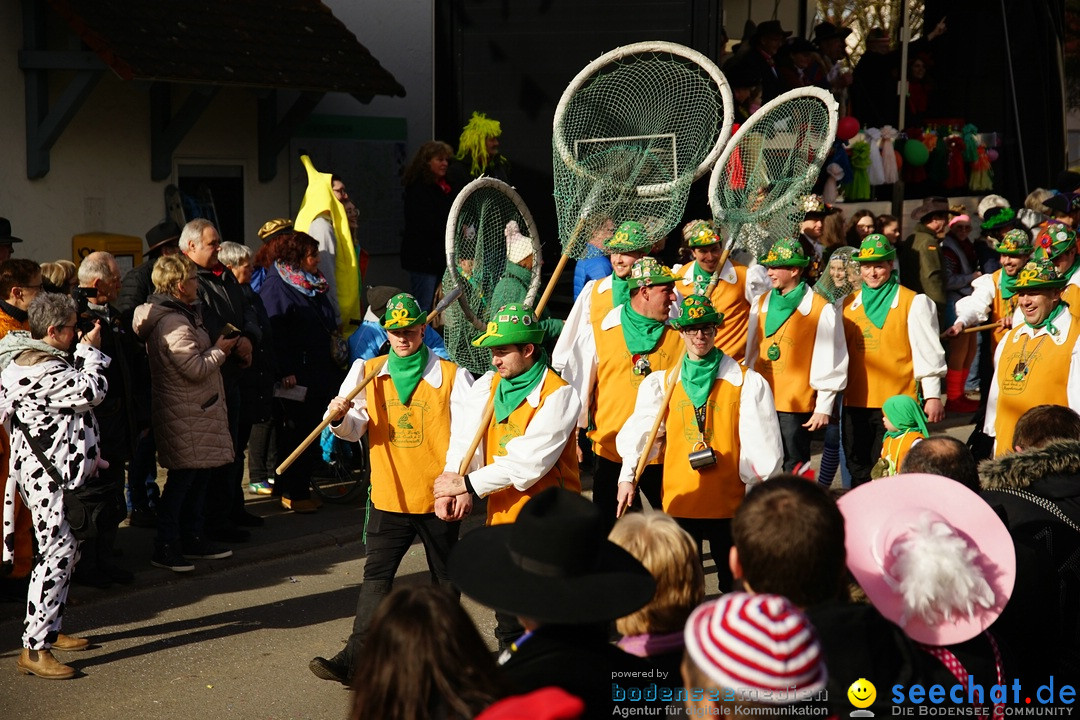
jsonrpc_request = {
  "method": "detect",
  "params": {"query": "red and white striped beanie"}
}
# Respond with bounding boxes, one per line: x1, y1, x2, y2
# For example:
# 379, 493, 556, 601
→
683, 593, 827, 701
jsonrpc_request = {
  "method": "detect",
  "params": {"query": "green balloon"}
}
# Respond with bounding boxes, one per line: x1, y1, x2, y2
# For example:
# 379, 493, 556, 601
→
903, 140, 930, 167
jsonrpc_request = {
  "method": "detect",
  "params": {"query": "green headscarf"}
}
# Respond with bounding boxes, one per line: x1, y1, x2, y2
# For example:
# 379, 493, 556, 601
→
860, 273, 900, 329
493, 354, 547, 423
764, 282, 808, 337
386, 345, 428, 405
680, 348, 722, 409
620, 304, 667, 355
882, 395, 929, 439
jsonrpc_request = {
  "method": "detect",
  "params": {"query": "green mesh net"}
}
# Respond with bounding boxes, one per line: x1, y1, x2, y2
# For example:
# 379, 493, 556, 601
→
709, 88, 838, 259
441, 178, 541, 376
814, 246, 860, 302
552, 42, 732, 258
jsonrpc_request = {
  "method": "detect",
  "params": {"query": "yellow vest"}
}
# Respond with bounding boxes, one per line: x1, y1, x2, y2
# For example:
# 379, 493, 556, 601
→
659, 367, 749, 519
590, 316, 684, 462
676, 261, 752, 361
843, 287, 918, 408
873, 431, 924, 478
994, 316, 1080, 455
753, 290, 829, 413
485, 370, 581, 525
363, 356, 457, 514
990, 270, 1018, 348
590, 279, 615, 327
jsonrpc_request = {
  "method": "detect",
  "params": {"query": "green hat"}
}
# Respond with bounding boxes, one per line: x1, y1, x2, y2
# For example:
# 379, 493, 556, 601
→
855, 234, 897, 262
685, 220, 720, 248
382, 293, 425, 329
471, 303, 545, 347
627, 257, 677, 289
1013, 258, 1067, 290
671, 294, 725, 329
603, 221, 652, 253
995, 228, 1034, 257
1033, 223, 1077, 261
800, 194, 835, 216
979, 206, 1017, 231
759, 237, 809, 267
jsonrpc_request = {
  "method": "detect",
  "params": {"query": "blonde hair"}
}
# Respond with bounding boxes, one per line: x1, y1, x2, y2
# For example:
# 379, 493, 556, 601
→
40, 260, 76, 290
609, 512, 704, 636
456, 112, 501, 177
152, 254, 196, 296
1024, 188, 1054, 213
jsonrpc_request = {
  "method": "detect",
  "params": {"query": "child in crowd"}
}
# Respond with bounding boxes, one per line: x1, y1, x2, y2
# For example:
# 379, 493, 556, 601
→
873, 394, 929, 478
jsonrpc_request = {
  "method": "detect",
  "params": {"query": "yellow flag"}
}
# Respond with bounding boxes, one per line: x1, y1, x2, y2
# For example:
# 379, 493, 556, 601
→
294, 155, 361, 337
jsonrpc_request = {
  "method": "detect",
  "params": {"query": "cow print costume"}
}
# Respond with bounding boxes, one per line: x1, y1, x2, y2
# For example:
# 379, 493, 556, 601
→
1, 340, 109, 650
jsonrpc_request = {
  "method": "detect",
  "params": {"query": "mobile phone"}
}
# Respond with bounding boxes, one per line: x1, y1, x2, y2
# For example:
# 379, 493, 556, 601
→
221, 323, 242, 339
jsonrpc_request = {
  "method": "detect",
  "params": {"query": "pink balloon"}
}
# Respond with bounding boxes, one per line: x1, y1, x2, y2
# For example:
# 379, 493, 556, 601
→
837, 116, 861, 142
987, 148, 999, 162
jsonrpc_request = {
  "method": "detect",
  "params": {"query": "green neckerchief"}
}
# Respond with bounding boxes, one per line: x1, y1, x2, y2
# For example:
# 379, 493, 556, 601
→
689, 260, 718, 295
387, 345, 428, 405
998, 269, 1019, 300
1065, 257, 1080, 283
1029, 302, 1067, 333
882, 395, 929, 439
611, 273, 630, 309
680, 348, 722, 409
860, 272, 900, 330
494, 355, 547, 423
620, 304, 667, 355
764, 281, 808, 337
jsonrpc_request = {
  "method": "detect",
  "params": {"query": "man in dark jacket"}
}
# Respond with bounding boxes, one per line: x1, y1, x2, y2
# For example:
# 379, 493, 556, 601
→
180, 219, 262, 540
899, 196, 951, 321
71, 252, 140, 588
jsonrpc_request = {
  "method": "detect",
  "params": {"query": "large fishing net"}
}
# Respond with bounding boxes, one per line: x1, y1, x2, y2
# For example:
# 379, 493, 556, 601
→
440, 177, 542, 376
813, 246, 860, 302
550, 42, 732, 282
708, 87, 838, 260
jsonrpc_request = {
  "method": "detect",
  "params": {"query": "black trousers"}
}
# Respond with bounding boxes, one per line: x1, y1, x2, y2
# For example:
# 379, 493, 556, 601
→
592, 457, 662, 531
842, 406, 886, 488
776, 411, 813, 472
340, 508, 460, 673
674, 516, 734, 592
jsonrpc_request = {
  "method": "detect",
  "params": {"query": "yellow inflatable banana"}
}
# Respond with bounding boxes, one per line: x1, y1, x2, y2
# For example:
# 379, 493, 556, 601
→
294, 155, 361, 336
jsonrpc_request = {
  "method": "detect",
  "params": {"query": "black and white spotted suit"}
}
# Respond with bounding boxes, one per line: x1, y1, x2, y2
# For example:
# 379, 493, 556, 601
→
0, 342, 109, 650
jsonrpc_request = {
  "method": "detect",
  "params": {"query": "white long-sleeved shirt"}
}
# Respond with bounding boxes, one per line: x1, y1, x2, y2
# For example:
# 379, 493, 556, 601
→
614, 354, 783, 486
443, 369, 581, 498
551, 275, 610, 374
846, 288, 947, 401
744, 288, 849, 415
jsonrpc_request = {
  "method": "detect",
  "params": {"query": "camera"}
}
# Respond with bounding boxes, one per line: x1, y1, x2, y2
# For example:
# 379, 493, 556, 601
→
70, 287, 98, 334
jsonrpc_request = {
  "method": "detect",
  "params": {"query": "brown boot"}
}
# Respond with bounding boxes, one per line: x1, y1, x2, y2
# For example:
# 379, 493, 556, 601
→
17, 648, 75, 679
52, 633, 90, 651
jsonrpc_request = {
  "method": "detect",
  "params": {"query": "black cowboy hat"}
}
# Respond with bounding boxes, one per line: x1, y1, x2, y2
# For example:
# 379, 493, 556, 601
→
813, 22, 853, 44
448, 488, 656, 625
787, 37, 819, 54
145, 219, 182, 255
0, 218, 24, 244
753, 20, 792, 40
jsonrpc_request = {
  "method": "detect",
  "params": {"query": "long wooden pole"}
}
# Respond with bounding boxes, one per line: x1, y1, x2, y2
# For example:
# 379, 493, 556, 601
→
275, 286, 464, 476
940, 321, 998, 338
456, 400, 495, 476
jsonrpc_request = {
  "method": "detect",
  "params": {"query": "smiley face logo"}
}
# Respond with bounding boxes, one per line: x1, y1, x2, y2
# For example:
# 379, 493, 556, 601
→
847, 678, 876, 709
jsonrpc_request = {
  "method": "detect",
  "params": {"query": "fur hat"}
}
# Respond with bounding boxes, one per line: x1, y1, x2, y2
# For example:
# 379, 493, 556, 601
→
504, 220, 533, 265
976, 194, 1010, 219
684, 593, 828, 699
837, 474, 1016, 646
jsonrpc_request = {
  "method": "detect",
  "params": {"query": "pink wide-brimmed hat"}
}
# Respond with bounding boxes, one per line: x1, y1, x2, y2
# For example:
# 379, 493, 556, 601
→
836, 473, 1016, 646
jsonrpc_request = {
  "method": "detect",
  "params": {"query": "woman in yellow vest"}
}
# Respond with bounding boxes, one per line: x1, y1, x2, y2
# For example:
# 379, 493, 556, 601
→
614, 295, 783, 589
985, 258, 1080, 455
842, 234, 946, 487
745, 236, 848, 474
434, 302, 581, 648
309, 293, 472, 686
551, 220, 653, 373
872, 395, 929, 478
672, 220, 768, 362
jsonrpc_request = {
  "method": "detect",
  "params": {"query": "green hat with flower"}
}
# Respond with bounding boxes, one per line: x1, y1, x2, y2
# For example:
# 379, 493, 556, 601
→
994, 228, 1034, 257
382, 293, 425, 329
1013, 257, 1067, 290
684, 220, 721, 248
671, 294, 725, 329
854, 233, 897, 262
801, 194, 835, 216
627, 257, 677, 289
759, 237, 809, 267
603, 220, 652, 253
471, 303, 545, 347
1033, 223, 1077, 261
